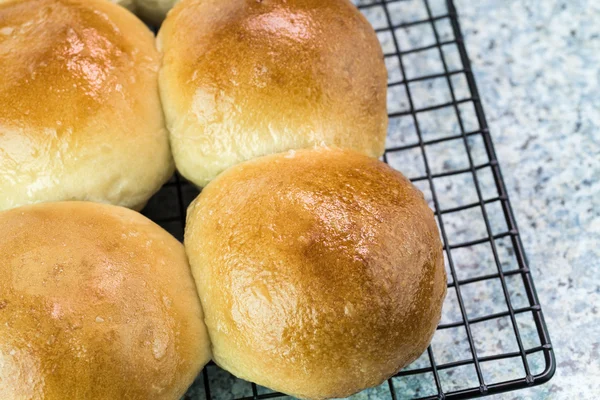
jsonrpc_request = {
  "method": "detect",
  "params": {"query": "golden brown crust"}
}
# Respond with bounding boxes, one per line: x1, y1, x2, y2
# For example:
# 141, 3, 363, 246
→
185, 148, 446, 399
0, 202, 211, 400
158, 0, 388, 187
0, 0, 173, 211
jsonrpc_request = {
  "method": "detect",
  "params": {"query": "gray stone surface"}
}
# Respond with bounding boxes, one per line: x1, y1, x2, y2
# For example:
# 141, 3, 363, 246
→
453, 0, 600, 398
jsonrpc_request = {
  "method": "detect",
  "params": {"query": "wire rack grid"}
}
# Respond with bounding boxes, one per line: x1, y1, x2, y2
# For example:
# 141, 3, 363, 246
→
142, 0, 555, 399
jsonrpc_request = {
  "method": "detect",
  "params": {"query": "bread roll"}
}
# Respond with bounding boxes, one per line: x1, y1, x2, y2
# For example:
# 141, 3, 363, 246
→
185, 148, 446, 399
158, 0, 388, 187
0, 202, 211, 399
0, 0, 173, 212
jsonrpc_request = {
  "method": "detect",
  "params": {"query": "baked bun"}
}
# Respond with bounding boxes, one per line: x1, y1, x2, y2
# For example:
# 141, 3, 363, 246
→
185, 148, 446, 399
158, 0, 388, 187
0, 0, 173, 212
0, 202, 211, 399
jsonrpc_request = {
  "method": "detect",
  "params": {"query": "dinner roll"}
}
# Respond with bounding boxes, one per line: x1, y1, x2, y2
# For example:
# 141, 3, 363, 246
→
0, 202, 211, 400
158, 0, 388, 187
185, 148, 446, 399
0, 0, 173, 212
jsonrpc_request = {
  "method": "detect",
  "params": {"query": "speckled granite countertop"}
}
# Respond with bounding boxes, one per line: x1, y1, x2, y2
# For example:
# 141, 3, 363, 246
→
454, 0, 600, 398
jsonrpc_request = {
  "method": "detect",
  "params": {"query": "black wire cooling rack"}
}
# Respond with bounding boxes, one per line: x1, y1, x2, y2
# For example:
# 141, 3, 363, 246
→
142, 0, 555, 398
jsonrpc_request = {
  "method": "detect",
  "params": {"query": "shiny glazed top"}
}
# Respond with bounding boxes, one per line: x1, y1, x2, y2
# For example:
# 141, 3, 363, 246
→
0, 0, 173, 211
185, 148, 447, 399
158, 0, 388, 187
0, 202, 211, 399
